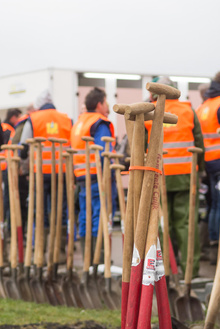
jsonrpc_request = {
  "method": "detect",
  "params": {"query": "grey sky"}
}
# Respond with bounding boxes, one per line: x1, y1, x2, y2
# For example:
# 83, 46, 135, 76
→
0, 0, 219, 78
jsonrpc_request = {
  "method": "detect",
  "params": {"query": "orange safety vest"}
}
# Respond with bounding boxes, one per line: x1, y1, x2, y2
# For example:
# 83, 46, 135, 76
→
145, 100, 195, 176
196, 96, 220, 162
0, 123, 15, 171
71, 112, 115, 178
30, 109, 72, 174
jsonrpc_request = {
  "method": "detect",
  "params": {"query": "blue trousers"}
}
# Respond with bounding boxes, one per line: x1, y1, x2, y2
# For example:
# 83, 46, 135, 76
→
78, 180, 117, 237
208, 172, 220, 241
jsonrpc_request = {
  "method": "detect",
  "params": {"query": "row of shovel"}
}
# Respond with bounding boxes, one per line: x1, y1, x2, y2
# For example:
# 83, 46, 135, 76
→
0, 136, 122, 309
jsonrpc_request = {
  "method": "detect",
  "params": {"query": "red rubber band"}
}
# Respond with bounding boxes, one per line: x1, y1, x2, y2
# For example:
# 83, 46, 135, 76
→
129, 165, 162, 175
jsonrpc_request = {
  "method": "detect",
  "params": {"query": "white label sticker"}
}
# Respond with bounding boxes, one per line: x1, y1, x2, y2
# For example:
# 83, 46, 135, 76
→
155, 237, 165, 282
142, 244, 156, 286
131, 243, 141, 267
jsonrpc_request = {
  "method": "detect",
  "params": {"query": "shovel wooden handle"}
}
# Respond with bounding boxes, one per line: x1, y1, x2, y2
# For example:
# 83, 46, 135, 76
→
6, 149, 17, 269
185, 147, 203, 285
0, 158, 4, 267
83, 137, 93, 272
90, 145, 111, 278
35, 140, 45, 268
54, 142, 65, 264
24, 139, 35, 267
47, 140, 56, 275
66, 149, 76, 271
11, 157, 24, 267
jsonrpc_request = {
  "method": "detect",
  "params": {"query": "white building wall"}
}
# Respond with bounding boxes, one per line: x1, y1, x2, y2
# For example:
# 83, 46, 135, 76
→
0, 70, 50, 111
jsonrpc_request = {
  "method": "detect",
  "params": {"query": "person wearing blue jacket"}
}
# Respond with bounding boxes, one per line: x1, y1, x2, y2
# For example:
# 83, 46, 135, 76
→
71, 87, 117, 261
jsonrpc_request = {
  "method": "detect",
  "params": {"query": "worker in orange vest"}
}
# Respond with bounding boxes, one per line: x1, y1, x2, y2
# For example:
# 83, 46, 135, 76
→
196, 72, 220, 265
145, 76, 205, 278
20, 90, 72, 262
71, 87, 117, 261
0, 108, 21, 232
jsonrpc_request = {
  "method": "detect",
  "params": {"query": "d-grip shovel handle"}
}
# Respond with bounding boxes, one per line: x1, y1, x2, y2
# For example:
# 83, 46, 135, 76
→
66, 149, 77, 271
81, 136, 94, 272
11, 157, 24, 268
53, 141, 67, 264
185, 147, 203, 286
35, 139, 46, 268
24, 139, 35, 268
0, 157, 4, 268
90, 144, 111, 278
3, 147, 17, 269
47, 138, 57, 275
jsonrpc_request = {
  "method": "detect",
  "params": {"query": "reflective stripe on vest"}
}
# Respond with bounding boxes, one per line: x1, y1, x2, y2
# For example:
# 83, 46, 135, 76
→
196, 96, 220, 162
163, 141, 194, 149
71, 112, 115, 178
163, 156, 192, 164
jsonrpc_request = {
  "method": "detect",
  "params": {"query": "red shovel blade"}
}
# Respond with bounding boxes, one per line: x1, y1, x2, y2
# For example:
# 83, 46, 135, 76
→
155, 238, 172, 329
137, 244, 156, 329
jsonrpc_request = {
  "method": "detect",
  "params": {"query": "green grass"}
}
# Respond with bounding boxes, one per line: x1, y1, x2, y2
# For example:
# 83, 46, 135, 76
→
0, 298, 121, 328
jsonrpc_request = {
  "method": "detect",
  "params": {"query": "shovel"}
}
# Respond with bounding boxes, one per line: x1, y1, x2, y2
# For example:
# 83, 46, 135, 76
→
12, 145, 25, 275
0, 156, 7, 298
42, 137, 63, 306
53, 138, 68, 278
61, 147, 85, 308
90, 144, 120, 310
175, 147, 204, 322
17, 139, 36, 302
1, 145, 22, 299
79, 136, 103, 309
11, 155, 33, 301
29, 137, 48, 304
61, 152, 79, 307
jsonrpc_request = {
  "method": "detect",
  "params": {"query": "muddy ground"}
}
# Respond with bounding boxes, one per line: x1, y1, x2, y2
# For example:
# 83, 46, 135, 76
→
0, 321, 119, 329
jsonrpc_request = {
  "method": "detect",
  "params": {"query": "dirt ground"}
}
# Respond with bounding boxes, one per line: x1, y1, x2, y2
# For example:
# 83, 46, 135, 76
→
0, 321, 118, 329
